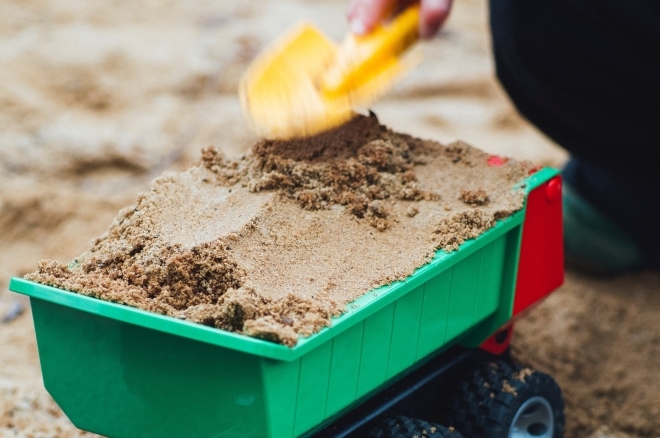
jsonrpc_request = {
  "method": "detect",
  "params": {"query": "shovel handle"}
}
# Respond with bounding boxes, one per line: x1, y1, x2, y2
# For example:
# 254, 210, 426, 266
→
357, 4, 421, 57
321, 5, 420, 97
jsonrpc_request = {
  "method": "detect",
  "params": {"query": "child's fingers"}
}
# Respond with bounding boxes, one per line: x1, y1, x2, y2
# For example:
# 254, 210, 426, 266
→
347, 0, 399, 34
419, 0, 453, 38
347, 0, 451, 39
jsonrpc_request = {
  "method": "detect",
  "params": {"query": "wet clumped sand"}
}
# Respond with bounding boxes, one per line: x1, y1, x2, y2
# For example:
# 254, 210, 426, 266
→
27, 115, 533, 346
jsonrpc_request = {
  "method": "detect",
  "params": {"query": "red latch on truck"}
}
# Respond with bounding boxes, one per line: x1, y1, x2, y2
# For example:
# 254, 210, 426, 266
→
480, 174, 563, 355
513, 175, 564, 316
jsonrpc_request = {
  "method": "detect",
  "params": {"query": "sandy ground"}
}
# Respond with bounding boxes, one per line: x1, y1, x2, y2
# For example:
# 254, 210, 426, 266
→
0, 0, 658, 437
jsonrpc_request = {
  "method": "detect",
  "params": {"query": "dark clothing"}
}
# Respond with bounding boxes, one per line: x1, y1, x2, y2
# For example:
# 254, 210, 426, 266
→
488, 0, 660, 269
489, 0, 660, 173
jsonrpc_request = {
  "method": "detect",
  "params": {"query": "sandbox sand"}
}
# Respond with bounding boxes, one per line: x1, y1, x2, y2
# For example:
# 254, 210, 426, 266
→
27, 115, 532, 346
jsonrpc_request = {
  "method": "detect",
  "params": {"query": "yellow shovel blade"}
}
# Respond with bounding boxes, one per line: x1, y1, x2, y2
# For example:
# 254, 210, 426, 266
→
239, 23, 353, 139
239, 6, 421, 140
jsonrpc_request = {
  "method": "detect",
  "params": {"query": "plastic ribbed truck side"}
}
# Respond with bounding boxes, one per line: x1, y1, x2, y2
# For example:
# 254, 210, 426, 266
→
9, 168, 559, 438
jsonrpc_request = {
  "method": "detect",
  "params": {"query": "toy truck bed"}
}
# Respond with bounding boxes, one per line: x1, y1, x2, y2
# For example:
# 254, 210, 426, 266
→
9, 167, 563, 438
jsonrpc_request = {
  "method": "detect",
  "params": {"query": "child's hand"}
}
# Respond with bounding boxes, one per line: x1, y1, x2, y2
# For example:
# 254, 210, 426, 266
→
347, 0, 453, 39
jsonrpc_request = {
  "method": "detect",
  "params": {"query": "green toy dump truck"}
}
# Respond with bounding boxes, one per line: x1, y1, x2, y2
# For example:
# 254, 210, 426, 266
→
10, 166, 565, 438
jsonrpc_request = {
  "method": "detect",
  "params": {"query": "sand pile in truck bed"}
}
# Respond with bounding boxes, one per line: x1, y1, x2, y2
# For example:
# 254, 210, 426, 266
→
27, 115, 533, 346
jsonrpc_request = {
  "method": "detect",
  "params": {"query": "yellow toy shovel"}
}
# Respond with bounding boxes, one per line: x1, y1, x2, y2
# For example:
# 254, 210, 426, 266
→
239, 5, 421, 139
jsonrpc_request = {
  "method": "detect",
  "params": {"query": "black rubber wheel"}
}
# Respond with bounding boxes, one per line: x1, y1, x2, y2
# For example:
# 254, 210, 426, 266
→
369, 415, 464, 438
443, 361, 565, 438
